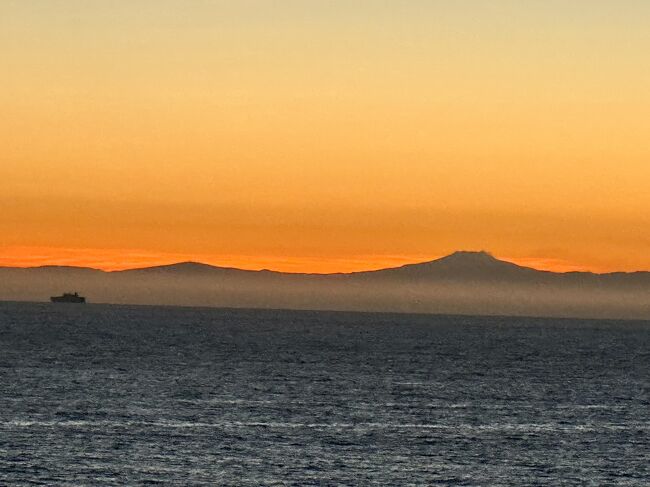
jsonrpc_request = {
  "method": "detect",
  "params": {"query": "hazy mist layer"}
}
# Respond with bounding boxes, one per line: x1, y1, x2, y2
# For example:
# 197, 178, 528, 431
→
1, 252, 648, 320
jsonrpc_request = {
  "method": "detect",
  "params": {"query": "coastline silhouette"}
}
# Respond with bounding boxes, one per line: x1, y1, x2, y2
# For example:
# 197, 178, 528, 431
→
0, 251, 648, 320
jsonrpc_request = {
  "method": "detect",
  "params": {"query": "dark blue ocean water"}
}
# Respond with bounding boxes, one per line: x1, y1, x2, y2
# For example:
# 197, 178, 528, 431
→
0, 302, 648, 485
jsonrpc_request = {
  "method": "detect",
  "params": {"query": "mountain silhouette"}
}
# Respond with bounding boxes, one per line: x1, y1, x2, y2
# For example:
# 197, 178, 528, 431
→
355, 251, 540, 281
1, 251, 648, 320
118, 261, 256, 275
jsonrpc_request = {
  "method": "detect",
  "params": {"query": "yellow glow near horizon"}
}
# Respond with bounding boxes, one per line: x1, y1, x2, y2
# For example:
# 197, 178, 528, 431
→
1, 1, 649, 272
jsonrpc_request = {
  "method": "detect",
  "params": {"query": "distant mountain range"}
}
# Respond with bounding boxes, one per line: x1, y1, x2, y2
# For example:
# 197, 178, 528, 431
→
1, 251, 648, 320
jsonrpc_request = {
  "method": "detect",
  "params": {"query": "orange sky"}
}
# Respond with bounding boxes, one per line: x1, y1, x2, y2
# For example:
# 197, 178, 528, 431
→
0, 246, 598, 274
1, 1, 649, 273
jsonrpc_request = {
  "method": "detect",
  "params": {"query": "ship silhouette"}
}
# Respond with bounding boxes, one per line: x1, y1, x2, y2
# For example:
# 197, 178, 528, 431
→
50, 292, 86, 304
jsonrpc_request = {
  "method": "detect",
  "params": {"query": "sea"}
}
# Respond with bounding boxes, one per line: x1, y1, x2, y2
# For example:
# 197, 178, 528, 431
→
0, 302, 648, 486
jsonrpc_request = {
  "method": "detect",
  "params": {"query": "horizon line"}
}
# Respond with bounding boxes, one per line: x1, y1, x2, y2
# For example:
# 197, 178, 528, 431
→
1, 250, 648, 276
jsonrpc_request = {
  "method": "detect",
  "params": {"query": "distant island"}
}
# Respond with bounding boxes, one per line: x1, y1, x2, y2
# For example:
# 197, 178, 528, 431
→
1, 251, 648, 320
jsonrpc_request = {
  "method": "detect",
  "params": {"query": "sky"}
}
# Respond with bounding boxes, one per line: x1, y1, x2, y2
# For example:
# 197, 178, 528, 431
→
1, 1, 649, 273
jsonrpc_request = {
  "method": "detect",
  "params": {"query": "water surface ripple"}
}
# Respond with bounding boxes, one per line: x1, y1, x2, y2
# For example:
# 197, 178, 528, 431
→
0, 303, 648, 485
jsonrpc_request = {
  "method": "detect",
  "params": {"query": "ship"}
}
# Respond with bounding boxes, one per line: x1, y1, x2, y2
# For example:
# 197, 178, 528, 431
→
50, 292, 86, 304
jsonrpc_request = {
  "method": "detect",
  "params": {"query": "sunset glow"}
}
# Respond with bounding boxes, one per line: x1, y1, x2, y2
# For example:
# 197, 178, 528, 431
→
0, 246, 618, 275
2, 1, 649, 272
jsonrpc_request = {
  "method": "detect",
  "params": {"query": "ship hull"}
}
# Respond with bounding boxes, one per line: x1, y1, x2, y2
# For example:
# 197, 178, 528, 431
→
50, 296, 86, 303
